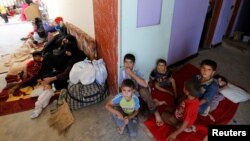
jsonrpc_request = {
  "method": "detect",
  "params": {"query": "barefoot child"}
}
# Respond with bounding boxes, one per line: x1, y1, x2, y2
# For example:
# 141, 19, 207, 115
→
150, 59, 177, 97
161, 78, 201, 141
105, 79, 140, 137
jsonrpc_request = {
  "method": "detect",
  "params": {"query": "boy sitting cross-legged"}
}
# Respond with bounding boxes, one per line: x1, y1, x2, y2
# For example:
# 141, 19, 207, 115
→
105, 79, 140, 137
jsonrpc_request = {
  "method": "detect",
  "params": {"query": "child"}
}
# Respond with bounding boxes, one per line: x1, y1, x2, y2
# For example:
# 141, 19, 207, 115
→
150, 59, 177, 97
105, 79, 140, 137
119, 53, 164, 126
4, 51, 43, 97
194, 59, 219, 116
161, 78, 201, 141
30, 83, 54, 119
20, 51, 43, 88
21, 17, 46, 47
208, 74, 228, 122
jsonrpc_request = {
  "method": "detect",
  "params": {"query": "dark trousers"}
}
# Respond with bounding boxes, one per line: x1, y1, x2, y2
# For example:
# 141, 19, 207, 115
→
0, 14, 8, 23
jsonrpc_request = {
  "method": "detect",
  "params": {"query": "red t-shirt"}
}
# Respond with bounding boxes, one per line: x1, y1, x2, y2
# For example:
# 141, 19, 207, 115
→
26, 60, 42, 77
175, 98, 199, 127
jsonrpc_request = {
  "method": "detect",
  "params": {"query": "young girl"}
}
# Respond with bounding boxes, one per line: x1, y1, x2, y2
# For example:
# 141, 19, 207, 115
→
105, 79, 140, 137
150, 59, 177, 97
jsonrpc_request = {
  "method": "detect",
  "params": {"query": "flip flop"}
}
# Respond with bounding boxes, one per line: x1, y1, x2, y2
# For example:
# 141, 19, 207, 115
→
20, 37, 28, 41
57, 89, 67, 105
50, 100, 58, 113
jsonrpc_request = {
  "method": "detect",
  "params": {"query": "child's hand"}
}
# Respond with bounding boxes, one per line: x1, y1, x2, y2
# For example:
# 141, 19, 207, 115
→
167, 132, 178, 141
124, 117, 129, 125
125, 68, 134, 76
42, 77, 53, 85
116, 113, 124, 120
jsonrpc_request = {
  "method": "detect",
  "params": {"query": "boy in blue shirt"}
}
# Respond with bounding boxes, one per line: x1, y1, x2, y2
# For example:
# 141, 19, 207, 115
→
194, 59, 219, 116
119, 53, 164, 126
106, 79, 140, 137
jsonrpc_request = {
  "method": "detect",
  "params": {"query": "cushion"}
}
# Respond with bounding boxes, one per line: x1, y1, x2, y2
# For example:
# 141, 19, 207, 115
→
65, 22, 97, 60
220, 83, 250, 103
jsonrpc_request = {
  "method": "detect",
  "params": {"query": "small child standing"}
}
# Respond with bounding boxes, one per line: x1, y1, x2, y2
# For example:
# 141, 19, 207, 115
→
161, 78, 201, 141
105, 79, 140, 137
30, 84, 54, 119
150, 59, 177, 97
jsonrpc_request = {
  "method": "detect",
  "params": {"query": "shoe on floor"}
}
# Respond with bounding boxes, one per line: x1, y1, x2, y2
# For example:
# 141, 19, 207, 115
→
50, 100, 58, 113
58, 89, 67, 105
30, 112, 39, 119
20, 37, 28, 41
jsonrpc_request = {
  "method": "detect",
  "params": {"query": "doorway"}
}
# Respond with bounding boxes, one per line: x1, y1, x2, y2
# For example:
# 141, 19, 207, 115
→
199, 0, 223, 48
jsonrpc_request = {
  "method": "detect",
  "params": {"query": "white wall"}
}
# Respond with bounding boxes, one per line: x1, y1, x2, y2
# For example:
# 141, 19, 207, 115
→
43, 0, 95, 38
120, 0, 175, 81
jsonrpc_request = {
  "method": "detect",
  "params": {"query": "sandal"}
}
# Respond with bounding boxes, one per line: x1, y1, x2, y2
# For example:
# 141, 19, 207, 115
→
20, 37, 28, 41
50, 100, 58, 113
57, 89, 67, 105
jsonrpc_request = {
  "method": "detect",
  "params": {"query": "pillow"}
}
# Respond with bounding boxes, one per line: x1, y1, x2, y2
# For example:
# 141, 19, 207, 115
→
220, 83, 250, 103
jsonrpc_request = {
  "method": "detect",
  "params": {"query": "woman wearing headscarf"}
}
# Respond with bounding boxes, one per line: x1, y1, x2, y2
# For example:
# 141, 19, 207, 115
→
40, 42, 86, 90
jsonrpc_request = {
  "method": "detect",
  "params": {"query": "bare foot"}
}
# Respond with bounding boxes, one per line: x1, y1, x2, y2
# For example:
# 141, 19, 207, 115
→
117, 125, 125, 134
184, 125, 196, 132
208, 114, 216, 122
155, 111, 164, 126
154, 99, 167, 106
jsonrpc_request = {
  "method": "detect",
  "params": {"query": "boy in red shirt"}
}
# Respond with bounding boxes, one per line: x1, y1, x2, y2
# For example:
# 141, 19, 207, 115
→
161, 78, 201, 141
21, 51, 43, 88
3, 51, 42, 97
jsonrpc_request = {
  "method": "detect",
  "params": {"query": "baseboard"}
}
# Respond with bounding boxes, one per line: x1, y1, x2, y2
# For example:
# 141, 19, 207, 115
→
211, 42, 222, 48
168, 53, 198, 69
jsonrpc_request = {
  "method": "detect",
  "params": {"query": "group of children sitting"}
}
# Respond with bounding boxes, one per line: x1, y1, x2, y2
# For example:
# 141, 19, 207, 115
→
0, 15, 229, 140
105, 53, 228, 139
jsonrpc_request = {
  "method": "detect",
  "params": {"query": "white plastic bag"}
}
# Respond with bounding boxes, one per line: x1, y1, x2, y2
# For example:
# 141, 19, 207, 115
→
69, 59, 95, 85
92, 58, 108, 85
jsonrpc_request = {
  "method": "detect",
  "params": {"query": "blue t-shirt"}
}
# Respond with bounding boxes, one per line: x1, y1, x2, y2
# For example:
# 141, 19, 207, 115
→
194, 75, 219, 114
112, 93, 140, 115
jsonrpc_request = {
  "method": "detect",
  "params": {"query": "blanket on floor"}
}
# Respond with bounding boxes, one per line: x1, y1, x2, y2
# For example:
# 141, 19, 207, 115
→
0, 85, 59, 116
144, 64, 239, 141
